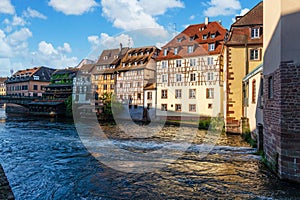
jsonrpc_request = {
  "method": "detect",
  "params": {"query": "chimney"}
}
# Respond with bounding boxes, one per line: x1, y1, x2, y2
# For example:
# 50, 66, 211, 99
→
235, 16, 242, 21
218, 20, 222, 25
119, 43, 123, 52
205, 17, 209, 25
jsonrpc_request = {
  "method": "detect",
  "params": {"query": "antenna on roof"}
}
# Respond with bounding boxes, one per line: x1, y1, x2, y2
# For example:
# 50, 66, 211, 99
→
10, 69, 14, 75
128, 38, 131, 48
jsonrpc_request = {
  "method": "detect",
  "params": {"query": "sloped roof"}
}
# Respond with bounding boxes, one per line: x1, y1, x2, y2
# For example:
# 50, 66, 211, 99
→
232, 2, 263, 27
157, 21, 227, 60
0, 77, 7, 83
116, 46, 160, 71
79, 64, 94, 73
226, 2, 263, 46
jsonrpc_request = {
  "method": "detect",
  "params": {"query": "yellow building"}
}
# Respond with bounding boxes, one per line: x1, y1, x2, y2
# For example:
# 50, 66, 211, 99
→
225, 2, 263, 133
91, 46, 129, 98
0, 78, 7, 96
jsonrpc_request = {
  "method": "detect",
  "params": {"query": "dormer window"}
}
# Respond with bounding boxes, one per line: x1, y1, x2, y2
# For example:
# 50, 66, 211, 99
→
211, 33, 216, 39
177, 37, 184, 43
174, 47, 178, 55
251, 28, 260, 38
122, 63, 126, 67
114, 55, 118, 59
202, 34, 207, 40
104, 56, 108, 60
208, 43, 215, 51
163, 48, 168, 56
190, 35, 195, 41
188, 45, 194, 53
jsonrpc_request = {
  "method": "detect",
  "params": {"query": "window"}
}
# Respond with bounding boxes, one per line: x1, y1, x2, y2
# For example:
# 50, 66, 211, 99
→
206, 88, 214, 99
104, 56, 108, 60
162, 61, 168, 68
137, 82, 141, 87
190, 73, 196, 82
268, 76, 273, 99
208, 104, 213, 109
189, 104, 196, 112
203, 34, 207, 40
147, 92, 152, 100
211, 33, 216, 38
137, 93, 141, 100
252, 79, 256, 103
164, 48, 168, 56
33, 85, 38, 90
207, 57, 214, 65
250, 49, 260, 60
189, 58, 196, 67
176, 60, 182, 67
103, 74, 107, 80
161, 90, 168, 99
207, 72, 214, 81
251, 28, 260, 38
137, 70, 142, 75
103, 84, 107, 90
119, 83, 123, 88
208, 43, 215, 51
189, 89, 196, 99
174, 47, 178, 55
175, 89, 182, 99
177, 37, 183, 42
175, 104, 182, 112
110, 84, 114, 90
176, 74, 182, 82
188, 45, 194, 53
162, 74, 168, 83
161, 104, 167, 111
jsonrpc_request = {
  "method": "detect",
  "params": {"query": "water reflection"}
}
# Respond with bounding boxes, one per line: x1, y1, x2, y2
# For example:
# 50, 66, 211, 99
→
0, 108, 300, 199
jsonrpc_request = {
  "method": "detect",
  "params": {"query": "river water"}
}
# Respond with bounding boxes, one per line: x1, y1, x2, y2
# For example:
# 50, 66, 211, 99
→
0, 106, 300, 199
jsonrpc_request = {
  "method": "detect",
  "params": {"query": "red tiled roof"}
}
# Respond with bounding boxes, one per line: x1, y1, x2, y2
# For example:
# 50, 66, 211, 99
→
157, 21, 227, 60
232, 2, 263, 27
227, 2, 263, 46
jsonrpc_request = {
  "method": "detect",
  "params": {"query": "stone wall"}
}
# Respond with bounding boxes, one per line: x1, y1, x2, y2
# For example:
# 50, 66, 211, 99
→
0, 165, 14, 200
263, 62, 300, 182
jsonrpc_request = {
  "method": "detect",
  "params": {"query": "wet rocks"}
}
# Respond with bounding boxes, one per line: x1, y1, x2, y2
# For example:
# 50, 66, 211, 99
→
0, 165, 14, 200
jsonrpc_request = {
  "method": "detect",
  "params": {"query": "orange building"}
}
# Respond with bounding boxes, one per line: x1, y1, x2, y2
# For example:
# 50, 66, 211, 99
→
6, 66, 55, 97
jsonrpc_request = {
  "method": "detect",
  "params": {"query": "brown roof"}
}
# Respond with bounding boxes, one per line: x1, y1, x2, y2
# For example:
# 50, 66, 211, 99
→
79, 64, 94, 73
144, 83, 156, 90
226, 2, 263, 46
157, 21, 227, 60
116, 46, 160, 71
0, 77, 7, 83
232, 2, 263, 27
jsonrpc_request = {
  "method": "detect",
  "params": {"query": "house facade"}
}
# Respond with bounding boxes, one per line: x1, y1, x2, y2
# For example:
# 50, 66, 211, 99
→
73, 63, 95, 104
224, 2, 263, 133
43, 68, 78, 100
242, 64, 263, 137
263, 0, 300, 183
115, 46, 160, 107
156, 18, 227, 118
5, 66, 55, 97
0, 78, 7, 96
92, 46, 129, 99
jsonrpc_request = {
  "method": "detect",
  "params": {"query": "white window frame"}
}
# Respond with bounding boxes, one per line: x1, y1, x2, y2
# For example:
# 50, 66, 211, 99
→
162, 74, 168, 83
208, 43, 215, 51
207, 57, 214, 65
190, 73, 196, 82
189, 89, 196, 99
250, 49, 260, 60
161, 61, 168, 68
188, 45, 194, 53
175, 89, 182, 99
176, 74, 182, 82
189, 58, 196, 67
251, 28, 260, 38
207, 72, 214, 81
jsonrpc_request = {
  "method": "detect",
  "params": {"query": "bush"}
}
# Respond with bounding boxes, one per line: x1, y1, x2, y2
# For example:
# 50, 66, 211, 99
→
241, 130, 257, 148
198, 118, 211, 130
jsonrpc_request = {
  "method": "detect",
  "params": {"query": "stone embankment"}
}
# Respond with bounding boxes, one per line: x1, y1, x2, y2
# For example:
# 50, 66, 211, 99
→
0, 165, 14, 200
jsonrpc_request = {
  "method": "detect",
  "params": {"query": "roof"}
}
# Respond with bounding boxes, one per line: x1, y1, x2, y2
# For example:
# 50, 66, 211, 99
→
116, 46, 160, 71
144, 83, 156, 90
92, 47, 129, 75
232, 2, 263, 27
157, 21, 227, 60
0, 77, 7, 83
6, 66, 55, 84
79, 64, 94, 73
227, 2, 263, 46
52, 68, 78, 75
76, 59, 95, 69
243, 63, 263, 82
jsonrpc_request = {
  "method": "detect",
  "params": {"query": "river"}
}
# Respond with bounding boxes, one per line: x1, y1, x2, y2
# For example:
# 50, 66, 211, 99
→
0, 106, 300, 199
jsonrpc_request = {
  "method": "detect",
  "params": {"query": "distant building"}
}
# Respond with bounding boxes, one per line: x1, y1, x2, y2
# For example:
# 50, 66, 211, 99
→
156, 18, 227, 118
73, 63, 95, 104
224, 2, 263, 133
242, 64, 263, 136
0, 77, 7, 96
92, 46, 129, 99
43, 68, 78, 100
5, 66, 55, 97
115, 46, 160, 107
76, 59, 95, 69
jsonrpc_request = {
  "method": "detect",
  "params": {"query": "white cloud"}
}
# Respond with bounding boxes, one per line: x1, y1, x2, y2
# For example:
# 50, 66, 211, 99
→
189, 15, 195, 20
88, 33, 134, 59
48, 0, 98, 15
12, 16, 26, 26
0, 30, 12, 57
0, 0, 15, 15
137, 0, 184, 16
7, 28, 32, 46
34, 41, 78, 68
232, 8, 250, 22
23, 7, 47, 19
203, 0, 241, 17
101, 0, 184, 37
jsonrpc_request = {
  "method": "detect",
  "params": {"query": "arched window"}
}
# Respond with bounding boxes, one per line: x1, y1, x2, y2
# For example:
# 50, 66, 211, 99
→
252, 79, 256, 103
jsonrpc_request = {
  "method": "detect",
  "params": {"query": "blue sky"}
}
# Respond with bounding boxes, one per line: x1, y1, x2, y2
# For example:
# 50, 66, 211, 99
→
0, 0, 261, 76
